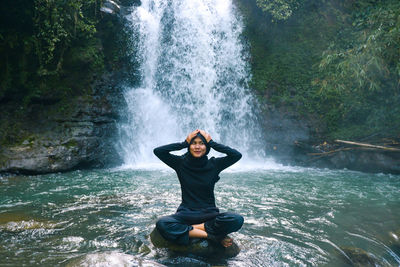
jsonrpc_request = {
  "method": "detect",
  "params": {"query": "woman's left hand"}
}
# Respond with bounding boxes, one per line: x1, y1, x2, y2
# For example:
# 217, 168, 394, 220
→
186, 129, 200, 143
199, 130, 212, 143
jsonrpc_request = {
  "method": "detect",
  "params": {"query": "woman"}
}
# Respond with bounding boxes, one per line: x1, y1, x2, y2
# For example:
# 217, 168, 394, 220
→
153, 129, 244, 247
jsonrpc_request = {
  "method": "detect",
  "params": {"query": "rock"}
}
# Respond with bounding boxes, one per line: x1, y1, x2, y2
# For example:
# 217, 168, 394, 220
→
0, 74, 125, 174
260, 103, 400, 174
0, 212, 55, 232
299, 147, 400, 174
139, 243, 151, 254
321, 148, 400, 174
340, 247, 378, 267
65, 252, 165, 267
260, 104, 324, 164
149, 228, 240, 258
388, 230, 400, 254
22, 140, 30, 145
389, 230, 400, 244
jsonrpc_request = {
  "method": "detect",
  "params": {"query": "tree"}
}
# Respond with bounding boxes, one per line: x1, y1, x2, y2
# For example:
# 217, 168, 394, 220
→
255, 0, 304, 20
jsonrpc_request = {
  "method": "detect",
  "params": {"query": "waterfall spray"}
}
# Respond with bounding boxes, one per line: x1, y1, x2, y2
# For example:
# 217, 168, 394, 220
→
119, 0, 265, 167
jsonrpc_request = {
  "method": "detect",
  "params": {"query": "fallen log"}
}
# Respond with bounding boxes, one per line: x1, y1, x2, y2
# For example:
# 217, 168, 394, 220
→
307, 147, 353, 156
335, 140, 400, 152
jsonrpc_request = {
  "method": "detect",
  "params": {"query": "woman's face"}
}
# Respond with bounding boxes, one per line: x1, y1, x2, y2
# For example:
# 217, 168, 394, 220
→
189, 137, 206, 158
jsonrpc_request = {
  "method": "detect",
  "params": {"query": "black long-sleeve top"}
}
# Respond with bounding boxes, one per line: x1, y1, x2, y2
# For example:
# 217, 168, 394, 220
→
153, 140, 242, 209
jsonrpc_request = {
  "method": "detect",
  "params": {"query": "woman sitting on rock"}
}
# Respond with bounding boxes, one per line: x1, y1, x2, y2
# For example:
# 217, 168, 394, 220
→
153, 129, 244, 247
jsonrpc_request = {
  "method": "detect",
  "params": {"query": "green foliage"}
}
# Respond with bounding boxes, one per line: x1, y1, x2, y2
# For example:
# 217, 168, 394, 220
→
242, 0, 400, 140
242, 0, 333, 106
314, 0, 400, 137
255, 0, 304, 20
0, 0, 108, 106
33, 0, 101, 75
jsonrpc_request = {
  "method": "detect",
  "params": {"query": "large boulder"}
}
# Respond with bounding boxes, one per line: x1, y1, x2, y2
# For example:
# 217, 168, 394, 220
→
149, 227, 240, 258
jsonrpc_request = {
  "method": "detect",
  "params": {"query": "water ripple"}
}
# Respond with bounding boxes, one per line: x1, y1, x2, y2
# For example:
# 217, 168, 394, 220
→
0, 169, 399, 266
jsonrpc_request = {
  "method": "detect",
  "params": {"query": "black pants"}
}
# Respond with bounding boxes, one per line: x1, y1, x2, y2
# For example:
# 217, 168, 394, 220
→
156, 205, 244, 245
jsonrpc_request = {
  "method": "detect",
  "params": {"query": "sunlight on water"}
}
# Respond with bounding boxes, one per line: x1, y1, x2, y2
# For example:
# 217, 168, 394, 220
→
118, 157, 300, 172
1, 168, 399, 266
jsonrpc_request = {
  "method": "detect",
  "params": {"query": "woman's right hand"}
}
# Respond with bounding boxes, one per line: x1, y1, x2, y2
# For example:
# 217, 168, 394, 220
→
186, 129, 200, 143
199, 130, 212, 143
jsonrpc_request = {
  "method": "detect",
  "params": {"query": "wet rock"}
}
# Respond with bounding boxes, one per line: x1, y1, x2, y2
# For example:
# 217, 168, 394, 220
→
0, 75, 124, 174
139, 243, 151, 255
293, 142, 400, 174
388, 230, 400, 253
260, 103, 400, 174
65, 252, 165, 267
389, 230, 400, 244
340, 247, 378, 267
0, 213, 55, 232
260, 105, 318, 164
121, 236, 152, 255
150, 227, 240, 258
327, 150, 400, 174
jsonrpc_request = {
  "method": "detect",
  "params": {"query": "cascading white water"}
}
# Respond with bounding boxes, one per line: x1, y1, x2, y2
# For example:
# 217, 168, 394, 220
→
119, 0, 265, 167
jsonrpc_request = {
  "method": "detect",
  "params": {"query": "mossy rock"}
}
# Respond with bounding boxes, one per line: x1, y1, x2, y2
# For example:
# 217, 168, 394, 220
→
0, 212, 55, 232
150, 227, 240, 258
340, 247, 378, 267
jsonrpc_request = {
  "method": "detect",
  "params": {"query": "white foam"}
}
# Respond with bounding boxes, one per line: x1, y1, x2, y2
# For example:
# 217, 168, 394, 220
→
118, 0, 264, 166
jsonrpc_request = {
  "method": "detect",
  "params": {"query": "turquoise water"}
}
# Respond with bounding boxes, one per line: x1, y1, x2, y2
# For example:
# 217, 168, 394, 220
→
1, 167, 399, 266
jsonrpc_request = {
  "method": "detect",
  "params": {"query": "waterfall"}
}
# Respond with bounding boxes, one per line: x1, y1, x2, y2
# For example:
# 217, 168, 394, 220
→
119, 0, 264, 167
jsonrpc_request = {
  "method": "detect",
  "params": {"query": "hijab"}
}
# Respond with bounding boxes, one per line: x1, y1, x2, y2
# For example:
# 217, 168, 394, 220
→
182, 133, 211, 170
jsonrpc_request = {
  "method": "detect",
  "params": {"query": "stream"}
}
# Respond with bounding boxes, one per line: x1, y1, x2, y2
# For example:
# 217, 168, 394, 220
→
1, 165, 399, 266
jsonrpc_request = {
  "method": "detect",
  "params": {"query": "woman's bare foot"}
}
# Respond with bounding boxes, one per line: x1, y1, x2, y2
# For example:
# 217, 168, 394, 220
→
192, 223, 205, 231
198, 228, 234, 247
221, 237, 233, 247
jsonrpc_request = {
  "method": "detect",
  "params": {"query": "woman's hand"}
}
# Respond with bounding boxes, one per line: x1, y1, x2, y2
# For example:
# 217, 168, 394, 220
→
199, 130, 212, 143
186, 129, 200, 143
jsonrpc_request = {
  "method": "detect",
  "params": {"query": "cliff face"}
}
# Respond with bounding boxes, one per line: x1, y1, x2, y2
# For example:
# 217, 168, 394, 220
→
0, 74, 125, 174
237, 0, 400, 174
0, 1, 134, 174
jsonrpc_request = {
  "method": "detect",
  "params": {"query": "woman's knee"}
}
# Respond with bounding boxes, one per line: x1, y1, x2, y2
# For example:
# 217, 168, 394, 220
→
215, 212, 244, 233
155, 216, 191, 245
156, 216, 174, 233
231, 213, 244, 231
156, 218, 163, 230
220, 212, 243, 222
237, 214, 244, 225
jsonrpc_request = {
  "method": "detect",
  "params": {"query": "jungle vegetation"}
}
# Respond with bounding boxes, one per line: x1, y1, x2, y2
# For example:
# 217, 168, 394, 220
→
1, 0, 399, 143
0, 0, 130, 106
240, 0, 400, 140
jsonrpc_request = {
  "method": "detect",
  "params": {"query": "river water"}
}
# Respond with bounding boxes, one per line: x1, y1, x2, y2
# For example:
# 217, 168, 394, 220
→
1, 165, 399, 266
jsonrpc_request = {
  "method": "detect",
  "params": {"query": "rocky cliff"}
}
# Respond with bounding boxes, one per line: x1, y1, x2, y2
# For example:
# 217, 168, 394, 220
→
0, 74, 124, 174
0, 0, 136, 174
